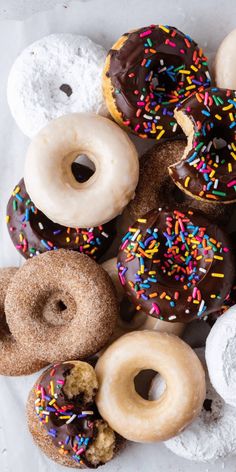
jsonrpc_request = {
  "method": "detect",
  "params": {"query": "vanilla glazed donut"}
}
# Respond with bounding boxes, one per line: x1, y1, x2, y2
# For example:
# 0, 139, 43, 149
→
215, 29, 236, 89
0, 267, 44, 375
24, 113, 139, 228
7, 34, 108, 138
149, 348, 236, 462
103, 25, 211, 139
95, 330, 206, 442
118, 208, 234, 323
205, 305, 236, 407
6, 165, 116, 260
169, 87, 236, 203
27, 361, 122, 468
128, 140, 233, 224
5, 250, 119, 363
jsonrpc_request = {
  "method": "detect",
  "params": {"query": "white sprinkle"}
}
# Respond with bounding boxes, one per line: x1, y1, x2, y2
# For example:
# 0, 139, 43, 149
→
158, 67, 167, 73
185, 309, 190, 314
189, 158, 200, 166
198, 299, 205, 314
214, 179, 219, 189
38, 222, 44, 230
172, 123, 178, 133
199, 267, 207, 273
66, 414, 77, 424
131, 229, 140, 241
82, 410, 94, 415
143, 114, 153, 120
168, 315, 177, 321
101, 231, 109, 238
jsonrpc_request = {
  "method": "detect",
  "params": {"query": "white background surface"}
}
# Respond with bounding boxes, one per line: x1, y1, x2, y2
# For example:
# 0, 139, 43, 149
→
0, 1, 236, 471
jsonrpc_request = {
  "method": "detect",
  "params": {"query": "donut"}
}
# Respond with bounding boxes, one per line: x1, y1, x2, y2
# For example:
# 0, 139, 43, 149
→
24, 113, 139, 228
27, 361, 121, 468
103, 25, 211, 139
128, 140, 233, 224
169, 87, 236, 204
6, 166, 116, 260
0, 267, 44, 376
205, 305, 236, 407
117, 208, 234, 323
95, 330, 206, 442
102, 257, 185, 338
149, 348, 236, 462
7, 34, 108, 138
5, 250, 119, 363
215, 29, 236, 89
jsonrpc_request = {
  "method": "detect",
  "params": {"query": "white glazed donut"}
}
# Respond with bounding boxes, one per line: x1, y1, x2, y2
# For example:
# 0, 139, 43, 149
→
24, 113, 139, 228
150, 348, 236, 461
215, 29, 236, 89
95, 330, 205, 442
7, 34, 108, 138
205, 305, 236, 407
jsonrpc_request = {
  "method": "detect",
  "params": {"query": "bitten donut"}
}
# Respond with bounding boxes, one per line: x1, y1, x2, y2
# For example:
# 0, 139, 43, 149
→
5, 250, 118, 363
103, 24, 211, 139
206, 305, 236, 407
102, 257, 185, 338
95, 330, 206, 442
150, 348, 236, 462
215, 29, 236, 89
128, 140, 232, 224
24, 113, 139, 228
27, 361, 121, 468
6, 166, 116, 260
118, 208, 234, 323
7, 34, 108, 138
169, 87, 236, 203
0, 267, 44, 376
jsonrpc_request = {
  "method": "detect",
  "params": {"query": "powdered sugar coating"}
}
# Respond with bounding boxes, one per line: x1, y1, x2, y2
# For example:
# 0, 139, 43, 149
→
206, 305, 236, 407
7, 33, 108, 138
149, 348, 236, 462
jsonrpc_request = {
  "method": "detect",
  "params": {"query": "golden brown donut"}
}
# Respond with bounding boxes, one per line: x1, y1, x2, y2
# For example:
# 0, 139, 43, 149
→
0, 267, 44, 376
27, 361, 122, 468
128, 140, 232, 224
95, 330, 206, 442
5, 250, 119, 363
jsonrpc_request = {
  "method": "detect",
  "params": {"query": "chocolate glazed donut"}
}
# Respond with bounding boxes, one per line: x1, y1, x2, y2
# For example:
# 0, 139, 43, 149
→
103, 25, 211, 139
118, 209, 235, 323
6, 163, 116, 260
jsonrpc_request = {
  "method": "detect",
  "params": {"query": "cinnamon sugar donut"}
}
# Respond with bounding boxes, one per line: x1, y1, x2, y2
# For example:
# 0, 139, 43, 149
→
95, 330, 206, 442
128, 140, 232, 224
0, 267, 44, 376
5, 250, 118, 363
27, 361, 122, 468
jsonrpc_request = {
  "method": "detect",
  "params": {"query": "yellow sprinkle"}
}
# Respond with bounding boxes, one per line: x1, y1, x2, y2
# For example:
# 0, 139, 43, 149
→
211, 273, 224, 278
137, 218, 147, 223
231, 152, 236, 160
215, 114, 222, 120
19, 233, 24, 242
229, 112, 234, 122
196, 255, 203, 260
6, 215, 10, 223
210, 294, 216, 299
49, 398, 56, 406
222, 104, 233, 111
12, 185, 20, 196
59, 416, 71, 420
209, 170, 215, 178
193, 300, 200, 304
50, 381, 54, 396
159, 25, 170, 33
190, 65, 198, 72
186, 85, 196, 90
165, 295, 171, 301
66, 237, 70, 243
228, 162, 233, 173
156, 129, 165, 140
184, 176, 190, 188
231, 142, 236, 151
213, 255, 223, 260
179, 69, 191, 74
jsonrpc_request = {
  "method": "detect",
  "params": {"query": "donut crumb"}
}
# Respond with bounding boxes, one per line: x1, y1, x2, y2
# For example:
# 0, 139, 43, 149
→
86, 420, 116, 466
63, 361, 98, 404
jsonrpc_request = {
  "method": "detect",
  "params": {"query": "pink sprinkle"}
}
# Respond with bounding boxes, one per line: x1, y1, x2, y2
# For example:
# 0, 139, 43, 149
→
140, 29, 152, 37
151, 303, 160, 314
137, 101, 145, 106
227, 180, 236, 187
204, 92, 209, 106
186, 106, 191, 112
180, 49, 185, 54
76, 447, 85, 455
134, 124, 140, 132
168, 41, 176, 48
223, 247, 229, 253
121, 239, 129, 251
192, 287, 197, 299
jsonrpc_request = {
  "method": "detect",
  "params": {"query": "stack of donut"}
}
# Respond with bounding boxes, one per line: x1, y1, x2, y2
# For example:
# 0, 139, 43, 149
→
2, 24, 236, 468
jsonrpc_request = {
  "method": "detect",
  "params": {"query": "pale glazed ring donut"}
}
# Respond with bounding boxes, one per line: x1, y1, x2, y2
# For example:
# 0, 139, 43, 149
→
24, 113, 139, 228
0, 267, 45, 376
95, 330, 206, 442
215, 29, 236, 89
5, 250, 119, 363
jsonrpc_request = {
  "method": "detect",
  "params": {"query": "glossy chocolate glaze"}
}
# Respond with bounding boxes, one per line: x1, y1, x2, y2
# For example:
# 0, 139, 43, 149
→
6, 164, 116, 260
118, 209, 235, 323
170, 87, 236, 202
107, 25, 210, 139
35, 363, 100, 468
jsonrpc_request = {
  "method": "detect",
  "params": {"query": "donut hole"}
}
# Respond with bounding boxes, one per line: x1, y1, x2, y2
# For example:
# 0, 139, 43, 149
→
119, 297, 146, 330
202, 392, 224, 423
0, 314, 11, 338
42, 291, 76, 327
150, 55, 184, 104
134, 369, 160, 400
71, 155, 95, 183
59, 83, 73, 97
85, 420, 116, 466
63, 361, 98, 404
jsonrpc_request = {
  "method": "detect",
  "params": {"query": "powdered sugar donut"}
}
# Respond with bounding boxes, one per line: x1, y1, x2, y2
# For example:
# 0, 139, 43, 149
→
205, 305, 236, 407
150, 348, 236, 462
7, 34, 108, 138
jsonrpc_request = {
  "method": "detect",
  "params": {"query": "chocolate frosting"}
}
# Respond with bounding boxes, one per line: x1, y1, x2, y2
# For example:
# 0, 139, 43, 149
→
107, 25, 210, 139
117, 208, 235, 323
35, 362, 100, 468
6, 163, 116, 260
169, 87, 236, 202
